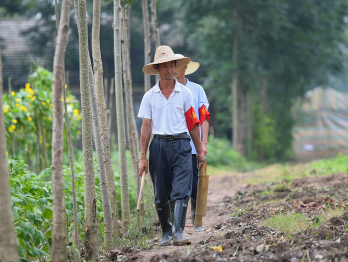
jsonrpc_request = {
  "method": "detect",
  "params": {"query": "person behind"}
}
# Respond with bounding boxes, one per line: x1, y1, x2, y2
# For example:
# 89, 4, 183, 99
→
174, 55, 210, 231
138, 45, 205, 246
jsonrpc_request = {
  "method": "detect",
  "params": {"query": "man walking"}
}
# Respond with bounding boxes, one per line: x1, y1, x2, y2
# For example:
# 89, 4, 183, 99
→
174, 55, 210, 231
138, 46, 205, 246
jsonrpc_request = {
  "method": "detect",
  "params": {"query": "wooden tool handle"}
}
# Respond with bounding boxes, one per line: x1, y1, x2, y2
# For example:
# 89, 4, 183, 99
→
137, 172, 146, 211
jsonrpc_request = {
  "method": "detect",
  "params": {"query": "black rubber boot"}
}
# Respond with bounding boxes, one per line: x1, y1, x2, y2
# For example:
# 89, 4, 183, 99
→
169, 200, 175, 235
155, 202, 172, 246
173, 200, 191, 246
191, 198, 196, 226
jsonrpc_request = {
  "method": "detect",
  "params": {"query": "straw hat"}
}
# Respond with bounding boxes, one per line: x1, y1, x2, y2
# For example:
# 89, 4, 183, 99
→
175, 54, 200, 75
142, 45, 191, 75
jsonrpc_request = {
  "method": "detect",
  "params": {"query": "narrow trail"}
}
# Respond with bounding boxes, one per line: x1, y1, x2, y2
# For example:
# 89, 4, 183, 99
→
135, 171, 243, 261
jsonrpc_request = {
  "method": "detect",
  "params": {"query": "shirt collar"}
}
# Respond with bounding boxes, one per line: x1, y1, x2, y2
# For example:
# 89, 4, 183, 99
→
154, 78, 182, 93
185, 78, 190, 86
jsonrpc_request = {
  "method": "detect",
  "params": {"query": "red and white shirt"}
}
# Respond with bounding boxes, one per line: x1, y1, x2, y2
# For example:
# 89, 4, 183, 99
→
185, 79, 210, 154
138, 78, 199, 135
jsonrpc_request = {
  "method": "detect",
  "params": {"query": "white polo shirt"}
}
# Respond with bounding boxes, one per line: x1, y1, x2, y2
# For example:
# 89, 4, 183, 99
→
138, 78, 196, 135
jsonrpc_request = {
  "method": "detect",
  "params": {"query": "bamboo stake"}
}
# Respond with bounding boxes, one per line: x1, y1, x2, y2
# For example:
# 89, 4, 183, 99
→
63, 85, 79, 261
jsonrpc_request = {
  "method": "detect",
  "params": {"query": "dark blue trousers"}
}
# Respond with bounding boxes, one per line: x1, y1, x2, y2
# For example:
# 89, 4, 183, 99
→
149, 137, 193, 205
190, 154, 198, 200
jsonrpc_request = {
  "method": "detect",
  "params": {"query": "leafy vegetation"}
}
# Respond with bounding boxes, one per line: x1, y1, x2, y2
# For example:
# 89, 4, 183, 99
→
3, 66, 81, 169
8, 156, 144, 261
207, 136, 260, 172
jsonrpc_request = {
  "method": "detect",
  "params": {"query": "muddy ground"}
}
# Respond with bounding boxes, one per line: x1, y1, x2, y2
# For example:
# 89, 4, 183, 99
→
102, 171, 348, 262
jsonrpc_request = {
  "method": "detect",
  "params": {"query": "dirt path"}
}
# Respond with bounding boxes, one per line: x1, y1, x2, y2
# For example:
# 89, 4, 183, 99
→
133, 171, 242, 261
105, 168, 348, 261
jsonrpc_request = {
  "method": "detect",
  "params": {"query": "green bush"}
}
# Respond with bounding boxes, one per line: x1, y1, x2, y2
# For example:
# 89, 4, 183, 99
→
3, 66, 81, 169
8, 156, 139, 261
206, 136, 259, 171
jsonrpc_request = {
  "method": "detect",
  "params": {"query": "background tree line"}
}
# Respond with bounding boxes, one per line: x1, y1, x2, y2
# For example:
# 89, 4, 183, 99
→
2, 0, 348, 161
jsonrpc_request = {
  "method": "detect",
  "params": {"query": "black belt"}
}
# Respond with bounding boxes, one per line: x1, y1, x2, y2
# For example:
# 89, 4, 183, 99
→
154, 132, 190, 141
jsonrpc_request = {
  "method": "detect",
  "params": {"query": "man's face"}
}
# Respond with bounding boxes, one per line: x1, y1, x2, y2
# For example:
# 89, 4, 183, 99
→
154, 61, 176, 80
175, 65, 187, 79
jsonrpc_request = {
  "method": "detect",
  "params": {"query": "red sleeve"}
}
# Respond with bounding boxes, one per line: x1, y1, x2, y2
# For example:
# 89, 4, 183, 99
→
185, 106, 200, 132
199, 104, 210, 124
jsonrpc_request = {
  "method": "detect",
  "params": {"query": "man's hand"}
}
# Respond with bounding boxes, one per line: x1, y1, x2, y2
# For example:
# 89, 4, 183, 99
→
196, 151, 206, 170
202, 143, 208, 157
139, 158, 148, 176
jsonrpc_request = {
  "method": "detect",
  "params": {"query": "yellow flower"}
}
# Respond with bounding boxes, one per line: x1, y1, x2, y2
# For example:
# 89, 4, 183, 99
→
28, 116, 32, 121
25, 84, 34, 95
65, 84, 68, 89
31, 96, 36, 101
50, 104, 53, 107
76, 115, 82, 120
15, 98, 21, 102
41, 102, 47, 106
46, 99, 50, 103
8, 125, 16, 133
4, 105, 9, 113
6, 151, 8, 156
15, 103, 20, 107
48, 117, 52, 121
73, 109, 79, 116
12, 119, 17, 124
77, 130, 81, 135
66, 97, 71, 101
46, 143, 50, 148
26, 94, 32, 98
11, 91, 15, 96
43, 116, 47, 120
20, 106, 27, 112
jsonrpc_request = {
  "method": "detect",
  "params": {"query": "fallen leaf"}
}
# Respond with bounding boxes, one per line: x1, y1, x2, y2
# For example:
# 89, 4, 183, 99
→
300, 202, 317, 208
209, 246, 223, 252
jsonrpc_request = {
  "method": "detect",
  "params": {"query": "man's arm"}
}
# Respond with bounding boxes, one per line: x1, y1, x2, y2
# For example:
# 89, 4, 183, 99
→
201, 119, 209, 156
190, 124, 205, 169
139, 118, 152, 176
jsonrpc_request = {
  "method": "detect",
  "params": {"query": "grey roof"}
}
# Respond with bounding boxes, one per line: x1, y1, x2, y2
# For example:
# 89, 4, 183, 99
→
0, 19, 43, 89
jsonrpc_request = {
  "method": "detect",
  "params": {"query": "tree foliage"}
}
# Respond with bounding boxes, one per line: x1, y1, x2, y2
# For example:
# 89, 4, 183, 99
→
159, 0, 348, 160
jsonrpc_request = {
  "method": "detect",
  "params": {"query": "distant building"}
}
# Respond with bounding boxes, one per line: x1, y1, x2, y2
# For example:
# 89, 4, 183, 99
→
293, 87, 348, 160
0, 19, 43, 89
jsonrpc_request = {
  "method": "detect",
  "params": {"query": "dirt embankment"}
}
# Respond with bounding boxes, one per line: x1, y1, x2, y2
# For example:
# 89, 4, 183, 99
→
104, 171, 348, 262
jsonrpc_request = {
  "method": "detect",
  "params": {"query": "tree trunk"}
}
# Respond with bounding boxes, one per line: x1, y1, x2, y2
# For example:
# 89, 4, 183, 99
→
63, 86, 79, 262
108, 77, 114, 148
76, 0, 99, 260
114, 0, 131, 235
92, 0, 118, 249
8, 77, 15, 158
246, 91, 253, 159
142, 0, 151, 92
238, 85, 246, 157
36, 120, 41, 171
232, 1, 239, 153
42, 125, 49, 168
51, 0, 72, 260
0, 41, 20, 262
150, 0, 160, 83
122, 5, 141, 228
261, 75, 268, 112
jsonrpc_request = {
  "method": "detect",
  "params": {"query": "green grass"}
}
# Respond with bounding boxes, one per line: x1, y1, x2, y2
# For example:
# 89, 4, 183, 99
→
242, 153, 348, 185
263, 207, 346, 237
